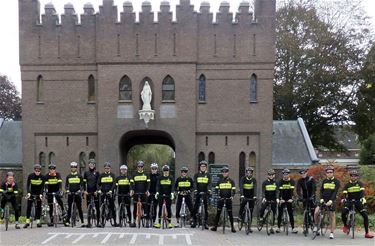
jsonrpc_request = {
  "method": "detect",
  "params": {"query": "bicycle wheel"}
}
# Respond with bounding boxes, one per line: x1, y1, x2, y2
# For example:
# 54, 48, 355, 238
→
4, 204, 9, 231
246, 208, 251, 235
71, 202, 77, 227
201, 203, 205, 230
320, 211, 328, 237
53, 203, 58, 227
30, 202, 36, 229
237, 211, 244, 231
265, 210, 273, 236
100, 204, 106, 228
303, 210, 309, 236
350, 212, 355, 239
87, 204, 93, 227
162, 204, 167, 229
283, 209, 289, 235
119, 204, 125, 227
257, 213, 263, 231
222, 207, 227, 234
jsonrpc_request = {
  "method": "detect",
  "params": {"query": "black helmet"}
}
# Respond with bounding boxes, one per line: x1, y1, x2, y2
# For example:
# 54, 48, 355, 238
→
162, 165, 170, 171
349, 169, 359, 176
325, 165, 334, 172
137, 160, 145, 167
199, 160, 208, 167
299, 168, 308, 174
221, 166, 229, 172
104, 162, 111, 168
33, 164, 42, 170
282, 168, 290, 174
181, 166, 189, 172
48, 163, 56, 169
267, 169, 276, 175
88, 159, 96, 165
245, 167, 254, 172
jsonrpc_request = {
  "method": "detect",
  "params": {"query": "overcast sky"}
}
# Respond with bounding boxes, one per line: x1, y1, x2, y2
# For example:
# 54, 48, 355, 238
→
1, 0, 374, 94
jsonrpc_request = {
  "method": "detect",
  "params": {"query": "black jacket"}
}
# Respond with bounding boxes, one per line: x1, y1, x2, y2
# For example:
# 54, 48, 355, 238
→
26, 173, 44, 195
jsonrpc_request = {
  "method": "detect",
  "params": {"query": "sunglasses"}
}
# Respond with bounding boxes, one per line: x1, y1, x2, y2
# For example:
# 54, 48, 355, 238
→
34, 169, 41, 172
181, 170, 188, 173
49, 168, 56, 170
326, 171, 333, 174
350, 174, 359, 177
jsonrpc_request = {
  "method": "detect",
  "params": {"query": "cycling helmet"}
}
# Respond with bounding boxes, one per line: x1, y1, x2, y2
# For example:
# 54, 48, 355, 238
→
245, 167, 254, 172
33, 164, 42, 170
150, 163, 158, 169
137, 160, 145, 167
221, 166, 229, 172
88, 159, 96, 165
325, 165, 334, 172
70, 162, 78, 168
120, 165, 128, 170
103, 162, 111, 168
282, 168, 290, 174
181, 166, 189, 172
48, 163, 56, 169
199, 160, 208, 167
267, 169, 276, 175
349, 169, 359, 176
162, 165, 170, 171
6, 171, 14, 177
299, 168, 308, 174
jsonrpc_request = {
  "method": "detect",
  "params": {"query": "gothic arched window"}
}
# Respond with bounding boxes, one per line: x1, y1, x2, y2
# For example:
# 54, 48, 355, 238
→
250, 74, 257, 103
119, 75, 132, 100
239, 152, 246, 180
162, 75, 175, 101
198, 74, 206, 102
88, 75, 96, 102
208, 152, 215, 164
37, 75, 43, 102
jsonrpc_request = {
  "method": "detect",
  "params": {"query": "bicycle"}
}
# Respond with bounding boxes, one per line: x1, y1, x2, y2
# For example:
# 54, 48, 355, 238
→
257, 200, 276, 236
196, 192, 207, 230
68, 191, 81, 227
25, 194, 39, 229
345, 199, 357, 239
47, 192, 64, 227
1, 194, 12, 231
148, 194, 156, 227
118, 194, 130, 228
160, 194, 170, 229
100, 192, 115, 228
178, 191, 190, 228
86, 192, 98, 228
312, 204, 331, 240
238, 197, 255, 235
300, 198, 314, 237
134, 193, 146, 228
279, 200, 293, 235
219, 197, 232, 234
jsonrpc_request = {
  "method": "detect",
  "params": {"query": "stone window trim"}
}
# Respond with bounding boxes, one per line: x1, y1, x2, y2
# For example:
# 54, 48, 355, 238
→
162, 75, 175, 101
198, 74, 206, 103
36, 75, 44, 103
88, 75, 96, 102
250, 73, 257, 103
119, 75, 132, 101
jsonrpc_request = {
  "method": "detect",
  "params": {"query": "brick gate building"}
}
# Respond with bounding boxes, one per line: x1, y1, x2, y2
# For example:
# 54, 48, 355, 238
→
19, 0, 276, 187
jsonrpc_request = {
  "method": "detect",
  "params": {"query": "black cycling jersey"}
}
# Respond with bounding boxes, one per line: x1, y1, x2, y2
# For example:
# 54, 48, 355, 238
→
343, 180, 365, 201
175, 176, 194, 193
278, 178, 295, 200
240, 176, 256, 198
116, 175, 131, 195
156, 175, 174, 196
215, 176, 235, 198
0, 181, 19, 195
98, 172, 116, 193
296, 176, 316, 199
262, 178, 278, 201
193, 171, 210, 192
65, 172, 83, 192
320, 177, 340, 202
130, 171, 150, 194
83, 169, 100, 193
26, 173, 44, 195
149, 173, 159, 194
44, 172, 63, 193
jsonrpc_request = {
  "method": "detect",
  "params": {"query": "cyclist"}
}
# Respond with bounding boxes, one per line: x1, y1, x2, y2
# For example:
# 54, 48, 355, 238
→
116, 165, 132, 226
0, 172, 20, 229
83, 159, 100, 227
313, 165, 340, 239
44, 163, 65, 227
276, 168, 298, 233
259, 169, 279, 234
238, 166, 257, 233
175, 166, 194, 227
210, 166, 236, 233
341, 169, 373, 239
130, 160, 150, 227
24, 164, 44, 228
154, 165, 174, 229
191, 160, 211, 229
148, 162, 159, 224
97, 162, 118, 227
65, 162, 85, 227
296, 168, 316, 227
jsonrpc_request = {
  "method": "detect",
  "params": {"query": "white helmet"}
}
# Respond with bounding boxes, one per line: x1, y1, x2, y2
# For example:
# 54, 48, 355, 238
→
70, 162, 78, 168
120, 165, 128, 170
150, 163, 158, 169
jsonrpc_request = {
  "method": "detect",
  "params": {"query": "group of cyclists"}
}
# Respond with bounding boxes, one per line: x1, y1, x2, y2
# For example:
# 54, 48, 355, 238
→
0, 159, 373, 239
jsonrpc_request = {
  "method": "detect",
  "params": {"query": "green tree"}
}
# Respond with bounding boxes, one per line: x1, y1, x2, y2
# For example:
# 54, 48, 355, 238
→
274, 0, 371, 149
351, 44, 375, 142
0, 75, 21, 120
359, 134, 375, 165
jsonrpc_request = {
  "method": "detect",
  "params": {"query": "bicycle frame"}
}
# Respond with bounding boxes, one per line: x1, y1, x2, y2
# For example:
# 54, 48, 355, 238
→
118, 194, 130, 227
87, 193, 97, 227
220, 197, 231, 234
134, 193, 145, 228
48, 192, 62, 227
346, 199, 356, 239
161, 195, 169, 229
312, 204, 331, 240
197, 192, 207, 230
69, 191, 81, 227
100, 192, 113, 228
301, 198, 314, 237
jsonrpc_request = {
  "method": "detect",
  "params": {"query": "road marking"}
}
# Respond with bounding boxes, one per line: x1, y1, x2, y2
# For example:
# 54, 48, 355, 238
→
146, 233, 151, 239
65, 234, 72, 238
129, 234, 137, 244
158, 235, 164, 245
41, 234, 59, 244
119, 233, 125, 239
185, 234, 192, 245
101, 233, 112, 244
72, 234, 86, 244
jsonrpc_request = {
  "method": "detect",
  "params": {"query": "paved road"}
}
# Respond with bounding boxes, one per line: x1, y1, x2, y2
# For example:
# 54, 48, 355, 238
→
0, 224, 373, 245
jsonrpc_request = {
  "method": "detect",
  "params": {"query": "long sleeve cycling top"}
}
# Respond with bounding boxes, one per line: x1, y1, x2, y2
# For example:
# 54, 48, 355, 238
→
240, 176, 257, 198
320, 177, 340, 202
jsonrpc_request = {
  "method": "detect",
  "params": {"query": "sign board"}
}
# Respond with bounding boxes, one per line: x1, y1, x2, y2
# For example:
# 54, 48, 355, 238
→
209, 163, 229, 206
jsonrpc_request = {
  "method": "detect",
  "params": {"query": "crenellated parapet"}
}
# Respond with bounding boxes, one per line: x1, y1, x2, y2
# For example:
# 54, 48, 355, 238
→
19, 0, 275, 65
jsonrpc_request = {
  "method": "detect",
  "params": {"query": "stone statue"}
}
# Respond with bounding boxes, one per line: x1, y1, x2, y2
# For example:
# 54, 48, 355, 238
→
141, 81, 152, 110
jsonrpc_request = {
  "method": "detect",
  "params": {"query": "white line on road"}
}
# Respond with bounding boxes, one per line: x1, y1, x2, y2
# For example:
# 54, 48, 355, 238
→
129, 234, 137, 244
146, 233, 151, 239
119, 233, 125, 239
41, 234, 59, 245
185, 234, 192, 245
65, 234, 72, 238
101, 233, 112, 244
158, 235, 164, 245
72, 234, 86, 244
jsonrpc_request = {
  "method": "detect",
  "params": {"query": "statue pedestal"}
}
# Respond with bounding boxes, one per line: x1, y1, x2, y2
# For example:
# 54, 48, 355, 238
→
139, 109, 155, 128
